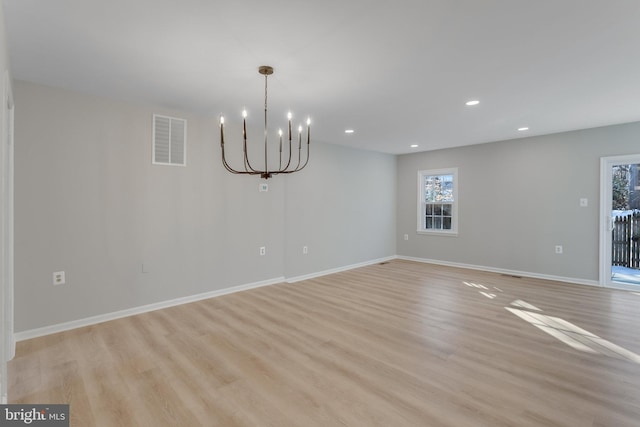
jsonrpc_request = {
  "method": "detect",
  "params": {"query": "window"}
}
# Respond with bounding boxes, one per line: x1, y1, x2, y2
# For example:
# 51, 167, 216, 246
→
418, 168, 458, 235
153, 114, 186, 166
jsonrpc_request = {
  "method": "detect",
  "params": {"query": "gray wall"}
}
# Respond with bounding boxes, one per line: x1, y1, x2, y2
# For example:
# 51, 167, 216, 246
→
0, 6, 8, 77
397, 122, 640, 282
284, 143, 396, 279
14, 80, 396, 332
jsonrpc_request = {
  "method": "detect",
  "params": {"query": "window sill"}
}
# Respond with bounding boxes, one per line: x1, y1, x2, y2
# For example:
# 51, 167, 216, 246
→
416, 230, 459, 237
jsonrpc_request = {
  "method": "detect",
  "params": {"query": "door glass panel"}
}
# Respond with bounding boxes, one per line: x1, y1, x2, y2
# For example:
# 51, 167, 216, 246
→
610, 163, 640, 287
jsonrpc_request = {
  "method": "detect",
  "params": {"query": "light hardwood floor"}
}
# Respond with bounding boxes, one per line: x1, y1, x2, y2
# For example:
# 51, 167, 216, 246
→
8, 260, 640, 426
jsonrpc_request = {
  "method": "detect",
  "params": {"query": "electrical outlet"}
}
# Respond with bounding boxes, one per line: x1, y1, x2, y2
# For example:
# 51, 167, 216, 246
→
259, 246, 266, 256
555, 245, 563, 254
259, 183, 268, 192
580, 198, 588, 207
303, 246, 308, 255
53, 271, 65, 285
404, 234, 409, 241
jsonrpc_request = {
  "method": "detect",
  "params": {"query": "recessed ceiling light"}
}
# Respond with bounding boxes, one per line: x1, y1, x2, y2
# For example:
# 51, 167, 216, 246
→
410, 144, 419, 148
465, 100, 480, 106
518, 127, 529, 131
345, 129, 355, 134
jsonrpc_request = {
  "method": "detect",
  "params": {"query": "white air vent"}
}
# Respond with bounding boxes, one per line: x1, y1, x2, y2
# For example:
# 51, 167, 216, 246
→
153, 114, 186, 166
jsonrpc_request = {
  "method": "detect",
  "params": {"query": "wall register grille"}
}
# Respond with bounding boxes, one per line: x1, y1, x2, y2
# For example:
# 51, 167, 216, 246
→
153, 114, 186, 166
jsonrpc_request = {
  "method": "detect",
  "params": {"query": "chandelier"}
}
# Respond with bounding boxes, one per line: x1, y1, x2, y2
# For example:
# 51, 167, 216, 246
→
220, 65, 311, 179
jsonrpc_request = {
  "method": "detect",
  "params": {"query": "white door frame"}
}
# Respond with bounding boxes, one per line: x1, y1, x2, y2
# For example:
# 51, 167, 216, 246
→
1, 70, 14, 404
599, 154, 640, 290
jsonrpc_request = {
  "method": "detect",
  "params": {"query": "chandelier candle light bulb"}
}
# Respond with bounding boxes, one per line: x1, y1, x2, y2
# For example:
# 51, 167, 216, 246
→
242, 109, 247, 144
278, 128, 284, 169
298, 125, 303, 148
219, 65, 312, 179
219, 115, 225, 145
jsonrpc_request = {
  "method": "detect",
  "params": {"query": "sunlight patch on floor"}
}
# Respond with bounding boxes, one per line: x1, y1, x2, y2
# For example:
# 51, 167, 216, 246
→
506, 307, 640, 364
510, 299, 542, 311
479, 292, 496, 299
463, 281, 488, 290
460, 280, 640, 364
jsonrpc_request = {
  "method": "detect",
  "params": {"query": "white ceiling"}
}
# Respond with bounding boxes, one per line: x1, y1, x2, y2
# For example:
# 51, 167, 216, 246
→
4, 0, 640, 154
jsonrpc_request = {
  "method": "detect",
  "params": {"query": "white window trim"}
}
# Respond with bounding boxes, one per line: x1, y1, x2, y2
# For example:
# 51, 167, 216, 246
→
417, 167, 458, 236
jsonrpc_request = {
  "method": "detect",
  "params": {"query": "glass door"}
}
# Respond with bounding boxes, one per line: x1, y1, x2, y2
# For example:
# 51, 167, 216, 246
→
600, 155, 640, 290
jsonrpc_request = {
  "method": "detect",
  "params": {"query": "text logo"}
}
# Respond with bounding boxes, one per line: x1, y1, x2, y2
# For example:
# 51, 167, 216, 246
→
1, 405, 69, 426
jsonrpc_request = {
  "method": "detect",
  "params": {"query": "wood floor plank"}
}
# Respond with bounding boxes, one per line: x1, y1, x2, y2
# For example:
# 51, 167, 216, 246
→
8, 260, 640, 426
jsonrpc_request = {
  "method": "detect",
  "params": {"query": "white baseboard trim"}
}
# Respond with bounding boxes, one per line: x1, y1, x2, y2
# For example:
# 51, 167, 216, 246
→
15, 276, 285, 342
16, 254, 599, 342
285, 255, 398, 283
16, 255, 399, 341
397, 255, 602, 288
